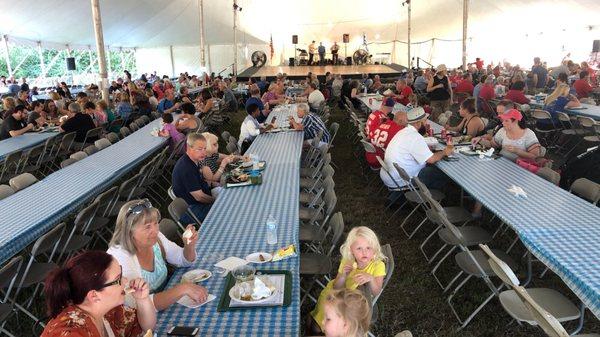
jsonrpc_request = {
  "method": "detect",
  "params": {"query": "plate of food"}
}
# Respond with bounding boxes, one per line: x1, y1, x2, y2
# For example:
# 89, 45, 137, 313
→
245, 252, 273, 264
181, 269, 212, 283
229, 277, 278, 304
226, 172, 249, 184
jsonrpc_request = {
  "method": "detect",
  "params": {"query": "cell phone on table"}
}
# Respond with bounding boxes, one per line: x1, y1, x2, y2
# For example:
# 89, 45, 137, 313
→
167, 326, 199, 336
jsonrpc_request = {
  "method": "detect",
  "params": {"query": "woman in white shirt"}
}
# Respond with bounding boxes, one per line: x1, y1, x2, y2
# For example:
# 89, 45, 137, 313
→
238, 103, 274, 153
107, 199, 208, 311
472, 108, 540, 160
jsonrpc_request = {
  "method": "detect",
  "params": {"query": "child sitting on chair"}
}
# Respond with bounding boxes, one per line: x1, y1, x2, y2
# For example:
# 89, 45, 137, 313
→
309, 226, 387, 334
158, 113, 185, 153
321, 289, 371, 337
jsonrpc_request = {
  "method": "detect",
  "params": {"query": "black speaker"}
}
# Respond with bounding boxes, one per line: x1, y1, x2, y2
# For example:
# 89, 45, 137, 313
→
289, 57, 295, 66
346, 57, 352, 66
292, 35, 298, 44
66, 57, 76, 71
343, 34, 350, 43
593, 40, 600, 53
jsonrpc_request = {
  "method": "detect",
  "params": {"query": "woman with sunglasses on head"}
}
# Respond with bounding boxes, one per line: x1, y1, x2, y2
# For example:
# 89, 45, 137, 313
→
41, 250, 155, 337
107, 199, 208, 311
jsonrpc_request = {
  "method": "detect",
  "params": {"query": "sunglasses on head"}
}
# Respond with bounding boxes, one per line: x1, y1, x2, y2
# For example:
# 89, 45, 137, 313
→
125, 199, 153, 220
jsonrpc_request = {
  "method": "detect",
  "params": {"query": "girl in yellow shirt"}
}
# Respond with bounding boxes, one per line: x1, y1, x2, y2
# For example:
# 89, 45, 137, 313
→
310, 226, 387, 333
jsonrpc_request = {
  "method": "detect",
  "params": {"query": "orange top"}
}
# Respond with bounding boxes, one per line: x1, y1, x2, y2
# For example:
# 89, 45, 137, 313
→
40, 305, 142, 337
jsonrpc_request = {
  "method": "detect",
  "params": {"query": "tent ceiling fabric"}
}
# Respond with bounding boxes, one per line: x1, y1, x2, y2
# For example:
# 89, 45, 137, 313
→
0, 0, 265, 48
2, 0, 598, 49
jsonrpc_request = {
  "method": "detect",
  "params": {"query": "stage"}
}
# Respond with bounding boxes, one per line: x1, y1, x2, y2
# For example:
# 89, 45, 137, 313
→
237, 63, 407, 81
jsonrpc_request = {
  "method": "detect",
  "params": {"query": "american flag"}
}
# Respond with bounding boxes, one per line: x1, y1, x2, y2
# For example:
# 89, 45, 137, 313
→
269, 34, 274, 60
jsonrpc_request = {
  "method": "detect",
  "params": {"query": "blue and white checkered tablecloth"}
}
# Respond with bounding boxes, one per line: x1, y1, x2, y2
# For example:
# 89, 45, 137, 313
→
436, 154, 600, 318
0, 131, 58, 161
0, 119, 167, 265
525, 97, 600, 120
155, 106, 303, 336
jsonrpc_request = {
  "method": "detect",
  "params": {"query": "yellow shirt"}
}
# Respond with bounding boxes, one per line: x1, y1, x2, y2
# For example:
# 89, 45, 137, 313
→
310, 259, 386, 329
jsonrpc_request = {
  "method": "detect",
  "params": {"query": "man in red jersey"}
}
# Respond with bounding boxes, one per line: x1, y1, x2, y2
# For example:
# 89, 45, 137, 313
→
365, 106, 408, 168
365, 97, 394, 139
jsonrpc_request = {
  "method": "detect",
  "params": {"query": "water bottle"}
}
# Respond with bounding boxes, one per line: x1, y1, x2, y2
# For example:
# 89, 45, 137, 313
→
266, 215, 278, 245
363, 85, 367, 95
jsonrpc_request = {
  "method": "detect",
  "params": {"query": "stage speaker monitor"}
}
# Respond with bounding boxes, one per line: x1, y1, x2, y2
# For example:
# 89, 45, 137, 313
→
343, 34, 350, 43
66, 57, 76, 71
292, 35, 298, 44
346, 56, 352, 66
289, 58, 295, 66
593, 40, 600, 53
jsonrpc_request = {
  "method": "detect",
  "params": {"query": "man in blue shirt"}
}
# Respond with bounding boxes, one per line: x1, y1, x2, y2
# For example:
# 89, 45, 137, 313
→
531, 57, 548, 94
289, 103, 330, 147
7, 79, 20, 95
256, 76, 268, 95
157, 89, 180, 114
318, 43, 326, 66
172, 133, 215, 223
245, 86, 270, 123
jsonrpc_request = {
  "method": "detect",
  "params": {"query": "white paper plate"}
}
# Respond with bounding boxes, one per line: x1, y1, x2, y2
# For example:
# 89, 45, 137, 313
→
181, 269, 212, 283
229, 281, 278, 304
245, 252, 273, 264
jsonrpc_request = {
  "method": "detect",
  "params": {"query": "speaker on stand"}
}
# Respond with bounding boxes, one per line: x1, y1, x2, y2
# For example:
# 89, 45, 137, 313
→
66, 57, 76, 87
66, 57, 76, 71
343, 34, 349, 63
593, 40, 600, 53
292, 35, 298, 66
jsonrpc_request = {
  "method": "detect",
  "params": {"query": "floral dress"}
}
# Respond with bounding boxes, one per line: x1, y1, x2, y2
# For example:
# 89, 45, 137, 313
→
41, 305, 143, 337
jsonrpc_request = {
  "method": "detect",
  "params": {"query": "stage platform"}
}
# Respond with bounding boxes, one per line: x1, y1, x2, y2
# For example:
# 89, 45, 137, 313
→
237, 63, 407, 81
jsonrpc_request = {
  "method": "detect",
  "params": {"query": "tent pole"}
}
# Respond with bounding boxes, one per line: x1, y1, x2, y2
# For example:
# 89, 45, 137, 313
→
106, 46, 111, 77
207, 44, 212, 75
90, 0, 109, 104
120, 47, 125, 72
169, 45, 175, 78
2, 35, 12, 77
462, 0, 468, 70
197, 0, 206, 70
407, 0, 411, 68
232, 0, 238, 76
37, 42, 46, 80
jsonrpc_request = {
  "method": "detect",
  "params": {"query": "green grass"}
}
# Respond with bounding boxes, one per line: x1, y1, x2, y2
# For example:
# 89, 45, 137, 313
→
315, 104, 600, 337
3, 104, 598, 337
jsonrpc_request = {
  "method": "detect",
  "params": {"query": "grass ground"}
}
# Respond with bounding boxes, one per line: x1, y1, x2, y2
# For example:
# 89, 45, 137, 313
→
293, 104, 600, 337
4, 104, 598, 337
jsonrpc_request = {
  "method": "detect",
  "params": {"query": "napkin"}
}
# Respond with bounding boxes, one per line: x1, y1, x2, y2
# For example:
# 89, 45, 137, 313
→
215, 256, 248, 271
177, 294, 216, 308
507, 185, 527, 198
150, 128, 159, 137
478, 148, 495, 158
251, 276, 272, 300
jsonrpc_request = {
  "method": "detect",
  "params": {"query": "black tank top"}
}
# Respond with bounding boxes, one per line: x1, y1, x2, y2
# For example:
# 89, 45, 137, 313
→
430, 75, 451, 101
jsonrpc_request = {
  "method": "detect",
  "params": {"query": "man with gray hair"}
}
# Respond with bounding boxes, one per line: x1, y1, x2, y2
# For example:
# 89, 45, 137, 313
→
59, 102, 97, 143
289, 103, 330, 147
381, 107, 452, 190
172, 133, 215, 223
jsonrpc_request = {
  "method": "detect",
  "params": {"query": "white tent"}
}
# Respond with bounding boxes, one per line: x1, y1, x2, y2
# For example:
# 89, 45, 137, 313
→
1, 0, 599, 76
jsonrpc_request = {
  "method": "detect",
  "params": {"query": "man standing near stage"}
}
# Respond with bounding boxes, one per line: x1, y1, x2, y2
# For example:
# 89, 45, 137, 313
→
331, 42, 340, 65
308, 41, 316, 65
318, 43, 326, 66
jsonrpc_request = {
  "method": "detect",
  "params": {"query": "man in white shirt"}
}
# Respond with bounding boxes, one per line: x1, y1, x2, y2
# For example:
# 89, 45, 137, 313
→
238, 103, 274, 153
304, 82, 325, 111
380, 107, 453, 190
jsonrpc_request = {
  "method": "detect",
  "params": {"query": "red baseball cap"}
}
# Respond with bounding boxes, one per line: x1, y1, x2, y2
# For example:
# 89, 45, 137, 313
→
498, 108, 522, 121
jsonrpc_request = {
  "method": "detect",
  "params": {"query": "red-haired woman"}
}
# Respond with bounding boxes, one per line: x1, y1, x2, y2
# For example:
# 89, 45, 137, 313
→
40, 251, 156, 337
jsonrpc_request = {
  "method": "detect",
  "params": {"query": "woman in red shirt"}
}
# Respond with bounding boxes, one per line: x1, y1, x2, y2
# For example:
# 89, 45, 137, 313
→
41, 251, 156, 337
504, 81, 530, 104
